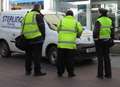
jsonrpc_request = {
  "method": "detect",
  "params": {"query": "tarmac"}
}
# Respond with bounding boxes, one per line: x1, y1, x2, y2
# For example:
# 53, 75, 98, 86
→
0, 54, 120, 87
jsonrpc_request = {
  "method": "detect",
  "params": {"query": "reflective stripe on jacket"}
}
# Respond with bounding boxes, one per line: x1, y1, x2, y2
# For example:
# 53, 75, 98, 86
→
97, 17, 112, 39
22, 11, 41, 39
57, 16, 83, 49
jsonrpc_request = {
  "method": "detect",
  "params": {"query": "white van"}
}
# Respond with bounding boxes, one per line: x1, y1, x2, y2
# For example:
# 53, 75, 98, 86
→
0, 10, 95, 64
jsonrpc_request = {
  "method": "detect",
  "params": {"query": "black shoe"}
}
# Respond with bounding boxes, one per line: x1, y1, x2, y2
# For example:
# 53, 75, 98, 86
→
25, 72, 31, 76
34, 72, 46, 76
105, 75, 112, 79
57, 74, 63, 77
68, 74, 76, 78
96, 76, 104, 79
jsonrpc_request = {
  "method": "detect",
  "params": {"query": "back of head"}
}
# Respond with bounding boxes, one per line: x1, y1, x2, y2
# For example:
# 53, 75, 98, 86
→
99, 8, 108, 16
33, 3, 41, 11
66, 10, 74, 16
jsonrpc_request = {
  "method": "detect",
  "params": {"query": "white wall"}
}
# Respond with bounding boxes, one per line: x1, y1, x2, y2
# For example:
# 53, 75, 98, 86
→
3, 0, 10, 11
0, 0, 2, 11
0, 0, 10, 11
44, 0, 55, 10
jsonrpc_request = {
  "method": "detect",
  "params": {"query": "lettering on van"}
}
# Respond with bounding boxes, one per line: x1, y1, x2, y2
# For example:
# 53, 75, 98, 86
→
2, 15, 23, 26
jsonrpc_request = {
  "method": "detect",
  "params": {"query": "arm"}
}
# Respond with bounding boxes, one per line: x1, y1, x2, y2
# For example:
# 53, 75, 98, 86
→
93, 21, 100, 40
76, 22, 83, 37
21, 15, 26, 34
21, 17, 24, 32
36, 13, 45, 39
111, 20, 115, 39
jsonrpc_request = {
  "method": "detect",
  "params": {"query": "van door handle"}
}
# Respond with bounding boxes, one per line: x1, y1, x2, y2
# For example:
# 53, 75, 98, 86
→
10, 40, 15, 43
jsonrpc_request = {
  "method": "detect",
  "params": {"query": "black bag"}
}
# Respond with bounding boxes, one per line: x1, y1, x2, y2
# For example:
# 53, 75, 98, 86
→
15, 35, 27, 51
15, 13, 28, 50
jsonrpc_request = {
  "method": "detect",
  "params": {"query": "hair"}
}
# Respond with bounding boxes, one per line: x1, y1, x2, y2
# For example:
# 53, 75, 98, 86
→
33, 3, 40, 10
66, 10, 74, 16
99, 8, 108, 16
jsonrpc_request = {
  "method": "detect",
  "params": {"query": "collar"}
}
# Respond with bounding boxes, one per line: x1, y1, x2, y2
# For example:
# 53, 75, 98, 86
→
31, 9, 40, 13
65, 16, 74, 19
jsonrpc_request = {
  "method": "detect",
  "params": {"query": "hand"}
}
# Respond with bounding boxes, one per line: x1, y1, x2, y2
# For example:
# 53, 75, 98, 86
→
94, 38, 99, 41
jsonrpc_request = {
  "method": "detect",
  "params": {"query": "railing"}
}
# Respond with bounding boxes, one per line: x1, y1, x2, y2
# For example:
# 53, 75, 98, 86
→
114, 40, 120, 44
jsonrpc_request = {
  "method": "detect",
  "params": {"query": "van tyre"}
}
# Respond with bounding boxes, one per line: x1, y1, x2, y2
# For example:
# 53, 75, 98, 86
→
0, 41, 11, 57
47, 46, 57, 65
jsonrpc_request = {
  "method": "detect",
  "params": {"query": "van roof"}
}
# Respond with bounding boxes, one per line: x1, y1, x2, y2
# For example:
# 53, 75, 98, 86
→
1, 9, 64, 15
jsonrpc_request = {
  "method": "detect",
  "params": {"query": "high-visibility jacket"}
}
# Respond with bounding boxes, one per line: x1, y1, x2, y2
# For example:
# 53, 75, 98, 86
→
22, 11, 41, 39
97, 17, 112, 39
57, 16, 83, 49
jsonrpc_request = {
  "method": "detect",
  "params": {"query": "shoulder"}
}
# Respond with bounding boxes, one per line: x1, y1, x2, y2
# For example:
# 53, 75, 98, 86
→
107, 16, 113, 21
39, 13, 44, 17
97, 16, 102, 21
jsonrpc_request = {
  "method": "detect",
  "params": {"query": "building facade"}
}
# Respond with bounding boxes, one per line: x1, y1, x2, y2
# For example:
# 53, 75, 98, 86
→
56, 0, 120, 31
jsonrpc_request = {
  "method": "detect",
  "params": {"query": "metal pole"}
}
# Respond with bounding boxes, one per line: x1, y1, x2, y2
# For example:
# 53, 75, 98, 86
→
86, 0, 91, 30
115, 2, 118, 31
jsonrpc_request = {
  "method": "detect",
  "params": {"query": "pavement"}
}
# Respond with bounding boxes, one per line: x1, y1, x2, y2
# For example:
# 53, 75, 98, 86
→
0, 54, 120, 87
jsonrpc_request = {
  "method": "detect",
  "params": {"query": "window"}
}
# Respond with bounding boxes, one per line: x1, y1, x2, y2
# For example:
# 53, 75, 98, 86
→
77, 5, 87, 26
44, 14, 63, 30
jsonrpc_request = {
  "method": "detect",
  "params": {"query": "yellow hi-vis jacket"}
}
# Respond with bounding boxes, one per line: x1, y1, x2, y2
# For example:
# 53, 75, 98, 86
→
97, 17, 112, 39
22, 11, 41, 39
57, 16, 83, 49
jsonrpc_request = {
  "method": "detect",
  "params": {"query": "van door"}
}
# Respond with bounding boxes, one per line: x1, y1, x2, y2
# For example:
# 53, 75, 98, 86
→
0, 12, 23, 51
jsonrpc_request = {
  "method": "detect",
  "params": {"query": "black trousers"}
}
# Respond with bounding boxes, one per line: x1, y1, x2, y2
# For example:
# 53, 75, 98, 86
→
95, 40, 112, 77
25, 43, 43, 74
57, 48, 76, 75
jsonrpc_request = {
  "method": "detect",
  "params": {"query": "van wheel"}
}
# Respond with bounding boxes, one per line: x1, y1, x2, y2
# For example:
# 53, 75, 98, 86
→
47, 46, 57, 65
0, 41, 11, 57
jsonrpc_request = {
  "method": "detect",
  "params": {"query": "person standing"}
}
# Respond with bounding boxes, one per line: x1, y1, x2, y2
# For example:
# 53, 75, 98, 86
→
57, 10, 83, 77
22, 4, 46, 76
93, 8, 114, 79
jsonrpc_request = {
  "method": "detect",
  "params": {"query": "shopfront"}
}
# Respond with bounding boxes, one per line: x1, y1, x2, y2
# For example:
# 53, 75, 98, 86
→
58, 0, 120, 31
91, 0, 119, 31
57, 0, 91, 30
